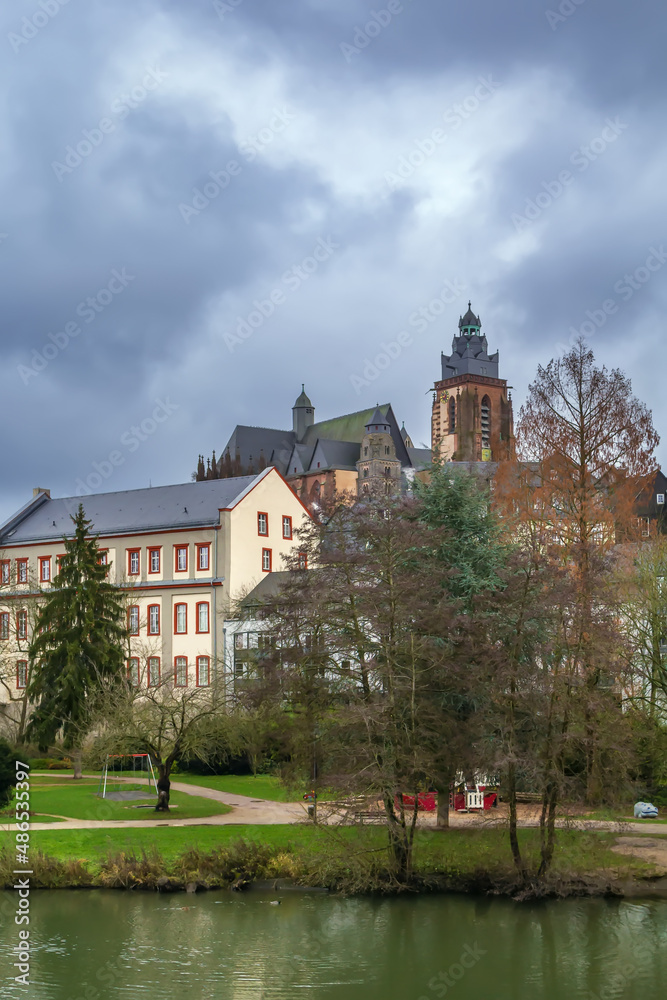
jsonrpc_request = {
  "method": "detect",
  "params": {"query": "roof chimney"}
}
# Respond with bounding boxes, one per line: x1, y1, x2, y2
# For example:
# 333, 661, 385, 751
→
33, 488, 50, 498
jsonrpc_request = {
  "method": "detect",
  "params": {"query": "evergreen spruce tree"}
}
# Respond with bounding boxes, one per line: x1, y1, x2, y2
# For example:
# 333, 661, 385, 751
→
413, 464, 507, 826
414, 462, 506, 608
26, 505, 127, 778
0, 738, 20, 808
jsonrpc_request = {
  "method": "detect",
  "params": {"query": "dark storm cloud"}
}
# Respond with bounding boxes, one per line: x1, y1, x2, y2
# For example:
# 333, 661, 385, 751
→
1, 0, 666, 520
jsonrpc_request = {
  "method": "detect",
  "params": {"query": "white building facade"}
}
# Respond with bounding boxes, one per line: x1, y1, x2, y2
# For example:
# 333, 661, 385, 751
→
0, 469, 310, 714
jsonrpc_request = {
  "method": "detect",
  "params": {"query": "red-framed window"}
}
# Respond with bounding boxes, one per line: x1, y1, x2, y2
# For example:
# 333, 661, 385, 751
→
16, 559, 28, 583
16, 661, 28, 689
174, 656, 188, 687
262, 548, 272, 573
174, 603, 187, 634
174, 545, 188, 573
128, 658, 140, 686
97, 550, 108, 566
1, 560, 10, 585
127, 549, 140, 576
128, 605, 140, 636
0, 612, 9, 640
56, 554, 66, 576
196, 602, 209, 634
17, 610, 27, 641
147, 604, 160, 635
298, 551, 308, 570
282, 515, 292, 539
196, 656, 210, 687
257, 512, 269, 536
148, 547, 161, 574
196, 543, 210, 572
147, 657, 161, 687
39, 556, 51, 583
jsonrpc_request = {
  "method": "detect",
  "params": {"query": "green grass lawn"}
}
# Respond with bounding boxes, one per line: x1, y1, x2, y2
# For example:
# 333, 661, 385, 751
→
8, 776, 231, 823
579, 805, 666, 824
17, 821, 651, 881
173, 773, 295, 802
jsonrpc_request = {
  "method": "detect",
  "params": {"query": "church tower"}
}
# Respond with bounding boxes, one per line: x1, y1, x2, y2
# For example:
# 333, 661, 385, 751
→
356, 407, 402, 495
431, 303, 514, 463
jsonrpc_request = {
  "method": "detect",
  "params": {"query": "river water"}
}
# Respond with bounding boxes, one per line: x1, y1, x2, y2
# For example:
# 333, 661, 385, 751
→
1, 889, 666, 999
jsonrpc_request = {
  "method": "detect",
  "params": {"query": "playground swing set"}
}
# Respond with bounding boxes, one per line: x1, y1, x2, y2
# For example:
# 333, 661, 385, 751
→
96, 753, 158, 801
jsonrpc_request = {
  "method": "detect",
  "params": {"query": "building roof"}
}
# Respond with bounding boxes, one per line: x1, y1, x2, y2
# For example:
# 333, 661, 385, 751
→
224, 426, 296, 475
293, 384, 313, 408
459, 302, 481, 330
407, 447, 433, 471
365, 406, 390, 432
0, 473, 271, 545
240, 570, 292, 607
310, 439, 361, 471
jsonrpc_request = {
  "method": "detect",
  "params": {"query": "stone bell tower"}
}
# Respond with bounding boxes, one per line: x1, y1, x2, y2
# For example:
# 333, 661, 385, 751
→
431, 303, 514, 463
356, 407, 402, 495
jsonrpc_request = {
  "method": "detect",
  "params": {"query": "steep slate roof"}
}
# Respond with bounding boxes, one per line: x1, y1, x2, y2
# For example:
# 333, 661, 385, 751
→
288, 443, 316, 475
240, 570, 292, 607
223, 426, 296, 475
223, 402, 417, 480
407, 447, 433, 471
442, 333, 500, 380
302, 403, 411, 467
310, 439, 361, 471
459, 302, 481, 329
0, 474, 267, 545
293, 385, 312, 408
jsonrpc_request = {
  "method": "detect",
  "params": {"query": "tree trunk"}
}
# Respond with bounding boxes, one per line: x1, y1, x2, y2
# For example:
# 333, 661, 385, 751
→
155, 763, 171, 811
507, 761, 526, 880
538, 781, 558, 877
72, 748, 83, 780
383, 794, 412, 882
435, 786, 450, 829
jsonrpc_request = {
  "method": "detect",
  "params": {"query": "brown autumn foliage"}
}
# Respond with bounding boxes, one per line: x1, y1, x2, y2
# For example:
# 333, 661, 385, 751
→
494, 340, 659, 806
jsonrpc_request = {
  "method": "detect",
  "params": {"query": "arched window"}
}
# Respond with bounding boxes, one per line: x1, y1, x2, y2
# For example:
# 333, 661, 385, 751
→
481, 395, 491, 449
449, 396, 456, 432
384, 466, 391, 477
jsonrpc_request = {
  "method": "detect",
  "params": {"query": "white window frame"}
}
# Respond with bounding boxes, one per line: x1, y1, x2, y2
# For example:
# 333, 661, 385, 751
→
175, 657, 188, 687
148, 605, 160, 635
197, 656, 210, 687
128, 658, 140, 686
197, 602, 209, 633
175, 603, 187, 634
147, 657, 160, 687
17, 660, 28, 689
128, 606, 140, 635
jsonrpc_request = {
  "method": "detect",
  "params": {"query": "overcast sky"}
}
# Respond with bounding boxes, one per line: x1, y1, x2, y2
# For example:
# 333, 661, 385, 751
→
1, 0, 666, 521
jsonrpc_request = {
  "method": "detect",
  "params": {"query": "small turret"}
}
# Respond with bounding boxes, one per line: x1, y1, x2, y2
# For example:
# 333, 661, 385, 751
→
292, 385, 315, 442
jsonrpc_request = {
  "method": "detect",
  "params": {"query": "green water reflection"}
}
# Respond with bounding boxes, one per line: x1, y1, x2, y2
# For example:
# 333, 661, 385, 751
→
1, 889, 666, 999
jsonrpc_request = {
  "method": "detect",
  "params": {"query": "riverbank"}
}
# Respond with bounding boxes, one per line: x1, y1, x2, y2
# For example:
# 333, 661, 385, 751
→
2, 823, 666, 900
